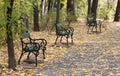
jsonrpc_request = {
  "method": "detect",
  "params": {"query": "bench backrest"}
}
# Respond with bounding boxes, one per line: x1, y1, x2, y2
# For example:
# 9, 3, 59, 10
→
19, 31, 31, 44
87, 17, 97, 25
55, 23, 64, 34
20, 31, 30, 38
87, 17, 94, 23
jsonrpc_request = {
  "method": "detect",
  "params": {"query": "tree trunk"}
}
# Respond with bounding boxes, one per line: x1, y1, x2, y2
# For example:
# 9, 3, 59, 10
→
87, 0, 91, 16
67, 0, 76, 21
114, 0, 120, 21
6, 0, 16, 69
48, 0, 52, 13
33, 0, 40, 31
56, 0, 60, 24
67, 0, 75, 15
91, 0, 98, 19
40, 0, 44, 19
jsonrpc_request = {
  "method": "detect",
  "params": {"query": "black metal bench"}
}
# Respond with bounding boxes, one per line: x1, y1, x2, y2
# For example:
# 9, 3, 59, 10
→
87, 17, 102, 33
18, 31, 47, 66
54, 23, 74, 47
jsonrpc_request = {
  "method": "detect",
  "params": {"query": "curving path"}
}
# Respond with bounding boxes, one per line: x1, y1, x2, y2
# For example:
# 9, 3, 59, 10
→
35, 23, 120, 76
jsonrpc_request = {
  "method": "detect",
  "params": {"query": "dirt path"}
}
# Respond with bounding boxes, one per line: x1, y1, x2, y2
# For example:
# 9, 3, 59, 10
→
34, 22, 120, 76
0, 22, 120, 76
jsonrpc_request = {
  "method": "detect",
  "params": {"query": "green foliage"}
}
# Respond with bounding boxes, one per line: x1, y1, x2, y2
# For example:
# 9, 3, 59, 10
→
75, 0, 87, 20
0, 0, 33, 47
98, 5, 111, 20
59, 9, 67, 24
28, 0, 33, 3
19, 0, 33, 15
0, 1, 7, 47
39, 11, 56, 31
0, 27, 6, 43
40, 8, 67, 31
61, 0, 66, 9
98, 4, 115, 20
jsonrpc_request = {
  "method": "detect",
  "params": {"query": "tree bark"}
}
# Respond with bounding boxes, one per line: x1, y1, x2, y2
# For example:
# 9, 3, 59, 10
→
91, 0, 98, 19
67, 0, 75, 15
48, 0, 52, 13
6, 0, 16, 69
40, 0, 43, 19
114, 0, 120, 21
67, 0, 76, 21
33, 0, 40, 31
87, 0, 91, 16
56, 0, 60, 24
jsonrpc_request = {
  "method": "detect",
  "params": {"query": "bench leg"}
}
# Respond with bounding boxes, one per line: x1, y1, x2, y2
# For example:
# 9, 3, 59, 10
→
71, 35, 73, 44
91, 26, 94, 32
87, 26, 90, 33
54, 36, 59, 45
60, 36, 63, 43
42, 49, 45, 59
18, 51, 24, 65
27, 52, 31, 60
66, 36, 69, 47
35, 51, 39, 67
35, 54, 38, 67
95, 25, 97, 33
99, 24, 102, 32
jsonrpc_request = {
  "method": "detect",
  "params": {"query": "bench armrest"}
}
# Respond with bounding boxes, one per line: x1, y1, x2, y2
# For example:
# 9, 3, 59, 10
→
31, 38, 47, 47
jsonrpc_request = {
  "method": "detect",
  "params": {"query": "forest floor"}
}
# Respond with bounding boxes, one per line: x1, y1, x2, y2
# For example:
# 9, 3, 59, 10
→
0, 21, 120, 76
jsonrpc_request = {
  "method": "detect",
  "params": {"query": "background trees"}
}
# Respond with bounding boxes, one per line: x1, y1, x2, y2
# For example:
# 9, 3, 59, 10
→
87, 0, 91, 16
33, 0, 40, 31
56, 0, 60, 23
87, 0, 98, 19
91, 0, 98, 19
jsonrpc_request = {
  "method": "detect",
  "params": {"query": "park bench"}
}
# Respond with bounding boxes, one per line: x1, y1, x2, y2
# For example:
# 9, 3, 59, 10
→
54, 22, 74, 47
18, 31, 47, 66
87, 17, 102, 33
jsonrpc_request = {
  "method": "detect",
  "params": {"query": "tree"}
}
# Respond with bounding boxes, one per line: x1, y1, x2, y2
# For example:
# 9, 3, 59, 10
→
33, 0, 40, 31
40, 0, 48, 19
6, 0, 16, 69
114, 0, 120, 21
48, 0, 52, 13
56, 0, 60, 24
67, 0, 76, 21
87, 0, 98, 20
91, 0, 98, 19
87, 0, 91, 16
67, 0, 75, 15
40, 0, 44, 19
21, 14, 29, 29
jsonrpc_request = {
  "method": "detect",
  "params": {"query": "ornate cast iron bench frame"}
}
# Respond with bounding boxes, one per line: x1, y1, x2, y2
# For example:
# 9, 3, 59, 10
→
87, 17, 102, 33
54, 23, 74, 47
18, 31, 47, 66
